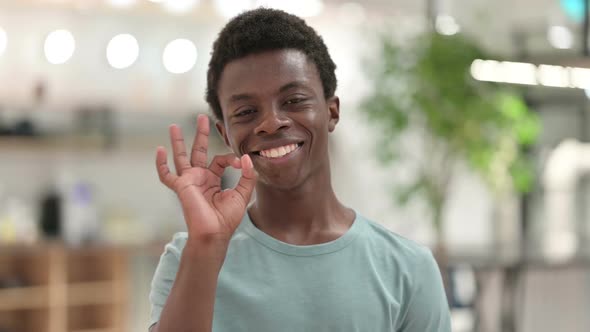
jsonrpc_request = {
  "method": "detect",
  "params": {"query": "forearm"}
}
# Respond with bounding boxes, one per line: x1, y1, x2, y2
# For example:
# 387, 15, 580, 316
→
152, 240, 228, 332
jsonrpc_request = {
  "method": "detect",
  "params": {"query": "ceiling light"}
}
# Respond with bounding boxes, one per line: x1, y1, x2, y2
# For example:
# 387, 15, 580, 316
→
163, 38, 197, 74
548, 25, 574, 49
570, 67, 590, 88
106, 34, 139, 69
44, 29, 75, 64
500, 61, 538, 85
538, 65, 570, 87
470, 60, 501, 82
435, 15, 460, 35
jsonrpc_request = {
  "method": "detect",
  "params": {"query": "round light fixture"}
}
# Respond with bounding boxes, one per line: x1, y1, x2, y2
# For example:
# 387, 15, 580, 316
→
44, 29, 76, 64
548, 25, 573, 49
435, 15, 460, 36
107, 34, 139, 69
163, 38, 197, 74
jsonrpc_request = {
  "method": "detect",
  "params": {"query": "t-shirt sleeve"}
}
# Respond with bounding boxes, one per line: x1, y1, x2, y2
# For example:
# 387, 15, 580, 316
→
399, 249, 452, 332
148, 233, 186, 329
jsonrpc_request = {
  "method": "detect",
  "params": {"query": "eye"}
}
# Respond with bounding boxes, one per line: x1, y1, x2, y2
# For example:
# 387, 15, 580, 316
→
285, 98, 306, 105
235, 108, 256, 117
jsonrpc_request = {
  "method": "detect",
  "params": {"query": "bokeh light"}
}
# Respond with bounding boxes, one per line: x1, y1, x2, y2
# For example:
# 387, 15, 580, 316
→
162, 38, 197, 74
44, 29, 75, 64
106, 34, 140, 69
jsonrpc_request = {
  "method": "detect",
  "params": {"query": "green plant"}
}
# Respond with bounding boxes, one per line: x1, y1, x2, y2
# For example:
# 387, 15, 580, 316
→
362, 31, 541, 243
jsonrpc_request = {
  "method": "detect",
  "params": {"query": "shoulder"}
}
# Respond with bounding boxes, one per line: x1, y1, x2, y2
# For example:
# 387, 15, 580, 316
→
356, 214, 439, 281
359, 214, 434, 264
357, 216, 450, 329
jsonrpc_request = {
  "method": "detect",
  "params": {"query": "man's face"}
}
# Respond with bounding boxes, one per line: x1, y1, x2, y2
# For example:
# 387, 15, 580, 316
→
216, 49, 339, 190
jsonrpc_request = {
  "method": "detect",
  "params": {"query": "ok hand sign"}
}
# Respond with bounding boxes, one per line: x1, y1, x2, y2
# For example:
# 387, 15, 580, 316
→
156, 114, 256, 244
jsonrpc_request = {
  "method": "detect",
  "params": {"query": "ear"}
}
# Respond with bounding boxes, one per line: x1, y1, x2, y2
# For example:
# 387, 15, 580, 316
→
215, 121, 231, 147
327, 96, 340, 132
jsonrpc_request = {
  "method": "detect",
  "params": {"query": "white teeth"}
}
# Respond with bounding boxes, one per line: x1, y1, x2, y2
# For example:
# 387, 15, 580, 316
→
259, 144, 299, 159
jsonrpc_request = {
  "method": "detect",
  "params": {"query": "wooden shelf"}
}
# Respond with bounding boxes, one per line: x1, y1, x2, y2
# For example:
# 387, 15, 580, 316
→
0, 245, 129, 332
67, 282, 123, 306
0, 286, 48, 310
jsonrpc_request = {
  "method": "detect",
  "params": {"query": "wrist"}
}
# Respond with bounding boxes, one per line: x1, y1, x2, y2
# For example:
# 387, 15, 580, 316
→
183, 236, 230, 265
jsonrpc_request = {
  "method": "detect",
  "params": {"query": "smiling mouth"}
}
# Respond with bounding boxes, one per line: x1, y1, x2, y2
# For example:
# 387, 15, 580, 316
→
253, 142, 304, 159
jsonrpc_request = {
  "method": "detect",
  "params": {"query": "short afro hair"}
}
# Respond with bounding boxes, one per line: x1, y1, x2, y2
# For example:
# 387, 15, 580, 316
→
206, 8, 337, 121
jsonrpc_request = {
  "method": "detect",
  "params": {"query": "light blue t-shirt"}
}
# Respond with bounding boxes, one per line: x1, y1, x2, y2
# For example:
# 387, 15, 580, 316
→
149, 212, 451, 331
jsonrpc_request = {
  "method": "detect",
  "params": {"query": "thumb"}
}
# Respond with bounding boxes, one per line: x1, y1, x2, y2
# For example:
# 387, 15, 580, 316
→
234, 154, 257, 204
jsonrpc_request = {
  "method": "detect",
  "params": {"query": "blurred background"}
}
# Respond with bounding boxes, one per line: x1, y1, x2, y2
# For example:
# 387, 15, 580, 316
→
0, 0, 589, 331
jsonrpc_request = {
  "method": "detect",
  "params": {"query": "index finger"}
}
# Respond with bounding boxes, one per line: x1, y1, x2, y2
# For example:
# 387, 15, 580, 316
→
190, 114, 210, 168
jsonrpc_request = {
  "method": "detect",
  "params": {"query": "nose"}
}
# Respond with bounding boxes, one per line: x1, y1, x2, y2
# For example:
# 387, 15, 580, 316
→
254, 105, 291, 135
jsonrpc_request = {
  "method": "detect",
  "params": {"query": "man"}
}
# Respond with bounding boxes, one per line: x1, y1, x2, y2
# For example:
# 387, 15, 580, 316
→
150, 8, 451, 332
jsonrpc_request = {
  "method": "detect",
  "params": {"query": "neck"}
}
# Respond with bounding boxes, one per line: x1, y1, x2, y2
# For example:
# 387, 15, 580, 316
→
248, 165, 354, 245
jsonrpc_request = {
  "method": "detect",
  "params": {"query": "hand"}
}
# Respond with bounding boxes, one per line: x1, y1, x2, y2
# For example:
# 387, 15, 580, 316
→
155, 114, 256, 244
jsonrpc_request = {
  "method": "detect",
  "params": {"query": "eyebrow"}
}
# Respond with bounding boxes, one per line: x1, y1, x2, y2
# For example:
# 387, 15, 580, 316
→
228, 93, 254, 103
227, 81, 312, 104
278, 81, 310, 94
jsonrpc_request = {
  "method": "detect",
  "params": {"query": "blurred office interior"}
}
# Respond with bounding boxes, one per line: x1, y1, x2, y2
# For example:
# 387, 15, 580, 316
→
1, 0, 590, 331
